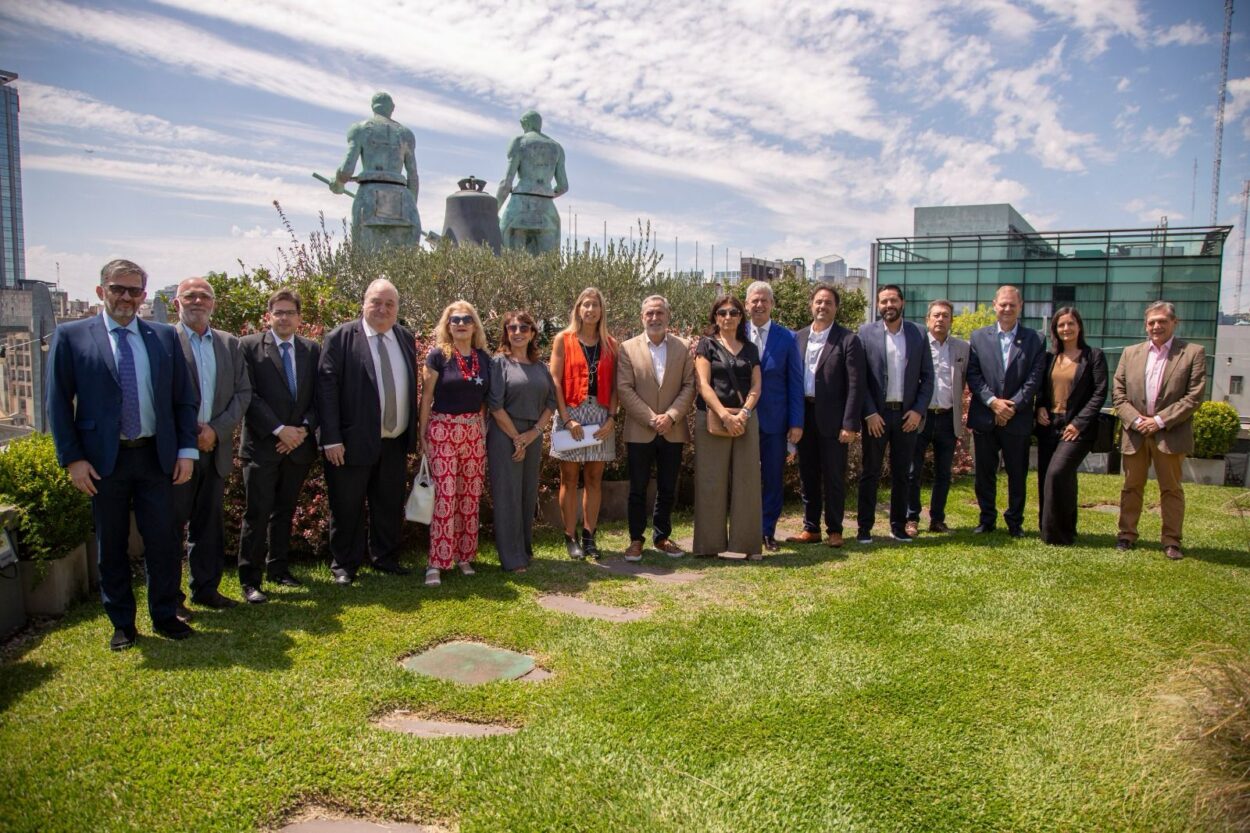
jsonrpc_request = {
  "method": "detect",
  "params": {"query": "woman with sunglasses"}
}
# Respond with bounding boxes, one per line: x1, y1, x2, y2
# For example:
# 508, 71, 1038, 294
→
692, 294, 763, 559
419, 301, 492, 587
549, 287, 618, 559
486, 311, 557, 572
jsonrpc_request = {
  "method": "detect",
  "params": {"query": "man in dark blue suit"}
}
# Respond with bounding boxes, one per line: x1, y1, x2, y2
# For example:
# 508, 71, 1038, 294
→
745, 281, 804, 552
856, 285, 933, 543
46, 259, 200, 650
965, 285, 1046, 537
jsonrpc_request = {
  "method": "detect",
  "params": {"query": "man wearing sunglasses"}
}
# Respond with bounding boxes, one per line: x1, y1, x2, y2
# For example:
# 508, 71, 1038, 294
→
47, 259, 201, 651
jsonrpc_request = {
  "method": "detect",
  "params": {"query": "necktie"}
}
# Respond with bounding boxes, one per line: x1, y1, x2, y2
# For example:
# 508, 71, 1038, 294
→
376, 333, 398, 433
280, 342, 297, 399
754, 327, 764, 354
116, 329, 142, 439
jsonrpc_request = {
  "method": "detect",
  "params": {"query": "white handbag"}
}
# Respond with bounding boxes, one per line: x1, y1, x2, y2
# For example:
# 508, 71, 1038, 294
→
405, 456, 434, 524
551, 423, 603, 453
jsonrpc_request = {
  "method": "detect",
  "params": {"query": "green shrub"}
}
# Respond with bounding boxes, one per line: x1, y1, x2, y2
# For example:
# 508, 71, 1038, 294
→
950, 304, 996, 339
1192, 401, 1240, 459
0, 433, 92, 560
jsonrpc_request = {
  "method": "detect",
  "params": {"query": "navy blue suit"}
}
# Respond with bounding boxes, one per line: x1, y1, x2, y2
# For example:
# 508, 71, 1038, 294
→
47, 314, 199, 629
965, 322, 1046, 531
856, 319, 934, 535
753, 322, 803, 539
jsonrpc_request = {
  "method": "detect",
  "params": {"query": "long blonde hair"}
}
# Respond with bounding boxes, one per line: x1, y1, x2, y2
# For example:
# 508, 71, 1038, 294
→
563, 287, 616, 350
434, 300, 487, 356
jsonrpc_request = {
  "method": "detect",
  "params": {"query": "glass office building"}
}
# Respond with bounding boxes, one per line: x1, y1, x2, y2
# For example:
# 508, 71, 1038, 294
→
875, 224, 1232, 381
0, 70, 25, 289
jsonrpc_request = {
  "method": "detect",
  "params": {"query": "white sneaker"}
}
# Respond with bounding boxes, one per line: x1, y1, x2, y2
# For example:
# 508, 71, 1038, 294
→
424, 568, 441, 587
458, 561, 476, 576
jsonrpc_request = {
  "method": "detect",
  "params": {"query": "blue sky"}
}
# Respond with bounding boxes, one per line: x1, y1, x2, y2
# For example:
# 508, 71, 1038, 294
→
2, 0, 1249, 310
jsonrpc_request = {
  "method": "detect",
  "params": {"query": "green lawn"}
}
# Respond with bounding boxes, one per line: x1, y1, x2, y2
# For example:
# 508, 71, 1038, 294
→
2, 474, 1248, 832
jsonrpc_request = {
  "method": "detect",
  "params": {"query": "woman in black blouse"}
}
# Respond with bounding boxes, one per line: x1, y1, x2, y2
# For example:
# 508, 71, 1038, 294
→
692, 294, 763, 558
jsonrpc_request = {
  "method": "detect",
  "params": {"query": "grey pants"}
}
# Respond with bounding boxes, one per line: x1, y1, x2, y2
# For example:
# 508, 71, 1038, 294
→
487, 416, 543, 571
692, 410, 763, 556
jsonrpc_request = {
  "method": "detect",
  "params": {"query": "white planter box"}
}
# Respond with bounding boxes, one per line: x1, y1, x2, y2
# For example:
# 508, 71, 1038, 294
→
1078, 453, 1110, 474
1177, 457, 1226, 486
19, 542, 90, 616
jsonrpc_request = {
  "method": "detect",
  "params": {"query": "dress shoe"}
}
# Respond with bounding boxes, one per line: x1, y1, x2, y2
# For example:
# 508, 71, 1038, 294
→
270, 574, 302, 587
904, 520, 919, 538
973, 524, 996, 534
890, 528, 914, 542
928, 521, 950, 533
175, 604, 194, 624
786, 530, 823, 544
855, 532, 873, 545
1007, 527, 1024, 539
241, 585, 268, 604
153, 618, 194, 641
1115, 538, 1134, 552
624, 540, 644, 562
1164, 545, 1184, 560
581, 530, 601, 559
655, 538, 684, 558
333, 573, 354, 586
371, 561, 411, 576
109, 626, 138, 652
192, 591, 239, 609
762, 537, 780, 553
825, 532, 844, 548
564, 533, 585, 560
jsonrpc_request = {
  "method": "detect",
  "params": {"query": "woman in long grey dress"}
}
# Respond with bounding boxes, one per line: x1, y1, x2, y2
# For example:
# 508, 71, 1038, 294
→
487, 310, 557, 572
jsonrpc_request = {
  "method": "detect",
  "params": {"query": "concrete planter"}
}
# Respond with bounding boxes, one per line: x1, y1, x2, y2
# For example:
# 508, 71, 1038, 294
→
1179, 457, 1227, 486
19, 542, 90, 616
539, 480, 655, 529
1077, 453, 1111, 474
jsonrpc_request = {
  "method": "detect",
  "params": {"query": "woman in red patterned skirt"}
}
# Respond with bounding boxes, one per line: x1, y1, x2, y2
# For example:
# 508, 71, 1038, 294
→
418, 300, 492, 587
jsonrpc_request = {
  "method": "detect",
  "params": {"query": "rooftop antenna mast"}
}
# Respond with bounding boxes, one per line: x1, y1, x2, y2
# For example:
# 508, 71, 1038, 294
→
1210, 0, 1234, 224
1236, 179, 1249, 316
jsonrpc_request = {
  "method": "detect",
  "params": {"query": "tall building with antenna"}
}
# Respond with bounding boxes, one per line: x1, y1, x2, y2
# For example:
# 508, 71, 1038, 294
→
0, 70, 25, 288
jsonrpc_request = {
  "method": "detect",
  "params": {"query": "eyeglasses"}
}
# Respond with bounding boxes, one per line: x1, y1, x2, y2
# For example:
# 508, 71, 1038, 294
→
105, 284, 145, 298
506, 323, 532, 333
715, 308, 742, 318
269, 309, 299, 318
449, 315, 474, 326
179, 292, 213, 303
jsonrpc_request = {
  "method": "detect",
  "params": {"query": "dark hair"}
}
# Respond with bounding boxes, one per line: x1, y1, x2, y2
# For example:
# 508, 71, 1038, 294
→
1049, 306, 1088, 353
704, 294, 748, 341
267, 287, 301, 313
810, 282, 841, 306
499, 310, 541, 362
877, 284, 904, 301
100, 259, 148, 288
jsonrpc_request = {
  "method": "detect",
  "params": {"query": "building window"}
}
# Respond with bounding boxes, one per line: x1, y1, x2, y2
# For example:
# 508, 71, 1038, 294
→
1232, 376, 1244, 396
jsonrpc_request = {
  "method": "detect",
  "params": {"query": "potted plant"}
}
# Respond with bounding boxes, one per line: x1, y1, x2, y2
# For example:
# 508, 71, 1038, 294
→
0, 434, 93, 615
1183, 401, 1240, 485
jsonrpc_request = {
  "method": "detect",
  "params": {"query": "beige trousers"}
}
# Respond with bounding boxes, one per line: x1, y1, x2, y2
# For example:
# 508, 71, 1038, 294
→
1118, 435, 1186, 548
692, 410, 763, 556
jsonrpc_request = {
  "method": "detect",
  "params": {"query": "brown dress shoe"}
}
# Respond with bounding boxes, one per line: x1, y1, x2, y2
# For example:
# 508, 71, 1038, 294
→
928, 521, 950, 533
624, 540, 644, 562
655, 538, 684, 558
904, 521, 919, 538
825, 532, 844, 548
785, 530, 822, 544
1164, 545, 1184, 560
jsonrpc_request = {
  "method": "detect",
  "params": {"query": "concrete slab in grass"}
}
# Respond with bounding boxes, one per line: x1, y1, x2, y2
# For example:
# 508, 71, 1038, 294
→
278, 818, 447, 832
591, 558, 706, 584
537, 594, 649, 622
375, 712, 518, 738
401, 641, 537, 686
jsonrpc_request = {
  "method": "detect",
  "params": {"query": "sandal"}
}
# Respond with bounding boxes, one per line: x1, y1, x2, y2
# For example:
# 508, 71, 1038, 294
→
458, 561, 476, 576
424, 567, 441, 587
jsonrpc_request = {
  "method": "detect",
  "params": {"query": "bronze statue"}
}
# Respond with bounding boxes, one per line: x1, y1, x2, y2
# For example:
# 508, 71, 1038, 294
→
496, 110, 567, 254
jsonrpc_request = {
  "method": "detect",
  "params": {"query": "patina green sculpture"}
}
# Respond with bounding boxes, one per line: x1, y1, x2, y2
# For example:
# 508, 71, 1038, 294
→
496, 110, 567, 254
324, 92, 422, 252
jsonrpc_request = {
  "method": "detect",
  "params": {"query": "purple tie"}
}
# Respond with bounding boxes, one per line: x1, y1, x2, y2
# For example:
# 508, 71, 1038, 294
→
116, 328, 142, 439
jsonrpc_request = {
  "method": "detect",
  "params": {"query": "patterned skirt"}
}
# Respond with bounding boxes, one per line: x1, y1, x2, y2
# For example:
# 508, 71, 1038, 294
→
551, 399, 616, 463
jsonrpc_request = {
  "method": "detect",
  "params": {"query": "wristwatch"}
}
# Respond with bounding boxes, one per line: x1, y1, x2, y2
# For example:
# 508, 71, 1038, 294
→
741, 407, 752, 418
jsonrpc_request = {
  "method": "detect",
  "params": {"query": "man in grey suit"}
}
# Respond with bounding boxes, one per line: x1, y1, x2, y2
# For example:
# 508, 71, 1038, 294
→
172, 277, 251, 611
906, 299, 969, 535
856, 285, 933, 543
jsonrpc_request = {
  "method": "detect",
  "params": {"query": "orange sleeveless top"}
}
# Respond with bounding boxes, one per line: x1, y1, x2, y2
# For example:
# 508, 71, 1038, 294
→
561, 330, 615, 409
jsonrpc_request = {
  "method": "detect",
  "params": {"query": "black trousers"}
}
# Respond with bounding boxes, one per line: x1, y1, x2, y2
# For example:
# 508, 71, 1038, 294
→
1036, 418, 1093, 546
627, 436, 683, 543
93, 444, 181, 628
797, 401, 849, 535
324, 434, 409, 578
238, 454, 312, 587
858, 408, 919, 534
907, 411, 957, 524
173, 454, 225, 602
972, 428, 1031, 531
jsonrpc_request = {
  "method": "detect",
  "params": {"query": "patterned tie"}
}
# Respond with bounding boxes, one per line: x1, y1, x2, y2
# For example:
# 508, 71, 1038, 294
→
116, 328, 142, 439
376, 334, 398, 433
280, 341, 297, 399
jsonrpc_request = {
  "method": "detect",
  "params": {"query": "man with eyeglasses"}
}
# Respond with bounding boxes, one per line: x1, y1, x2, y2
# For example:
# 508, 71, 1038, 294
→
171, 277, 251, 615
47, 259, 201, 651
237, 289, 320, 602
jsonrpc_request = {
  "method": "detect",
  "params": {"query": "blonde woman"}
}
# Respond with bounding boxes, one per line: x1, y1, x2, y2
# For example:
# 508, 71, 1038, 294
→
549, 287, 618, 559
418, 301, 491, 587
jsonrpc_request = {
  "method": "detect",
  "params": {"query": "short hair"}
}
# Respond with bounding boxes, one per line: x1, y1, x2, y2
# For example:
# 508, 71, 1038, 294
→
994, 285, 1022, 303
810, 282, 840, 306
927, 299, 954, 317
268, 288, 301, 313
176, 277, 214, 298
1144, 300, 1177, 320
877, 284, 904, 301
434, 300, 487, 356
703, 294, 748, 341
499, 310, 541, 362
100, 259, 148, 288
1049, 306, 1089, 353
364, 278, 398, 301
641, 294, 671, 314
744, 281, 774, 301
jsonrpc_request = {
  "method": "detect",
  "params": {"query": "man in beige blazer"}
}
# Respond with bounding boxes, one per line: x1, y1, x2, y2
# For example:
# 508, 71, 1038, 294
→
617, 295, 696, 561
1113, 300, 1206, 560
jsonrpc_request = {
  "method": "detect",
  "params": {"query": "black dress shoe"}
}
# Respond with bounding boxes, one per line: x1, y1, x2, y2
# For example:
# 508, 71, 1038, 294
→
333, 573, 354, 586
1115, 538, 1134, 552
175, 604, 194, 623
270, 574, 302, 587
763, 537, 780, 553
973, 524, 996, 534
153, 618, 195, 640
241, 585, 268, 604
370, 561, 411, 576
192, 591, 239, 609
564, 533, 585, 560
110, 626, 138, 651
1007, 527, 1024, 539
581, 530, 601, 560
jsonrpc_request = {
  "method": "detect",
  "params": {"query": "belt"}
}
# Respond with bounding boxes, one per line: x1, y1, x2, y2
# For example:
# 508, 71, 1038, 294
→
928, 407, 951, 415
118, 436, 153, 448
805, 396, 816, 404
883, 402, 903, 411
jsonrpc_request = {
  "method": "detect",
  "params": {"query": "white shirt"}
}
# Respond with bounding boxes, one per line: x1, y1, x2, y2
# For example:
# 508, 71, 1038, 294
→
804, 325, 830, 398
271, 333, 299, 437
363, 320, 411, 439
884, 325, 906, 403
750, 321, 770, 356
928, 333, 953, 410
647, 336, 668, 387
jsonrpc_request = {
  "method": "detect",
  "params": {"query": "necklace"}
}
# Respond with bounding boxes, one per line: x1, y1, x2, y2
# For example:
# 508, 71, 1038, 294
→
580, 339, 601, 379
453, 348, 482, 385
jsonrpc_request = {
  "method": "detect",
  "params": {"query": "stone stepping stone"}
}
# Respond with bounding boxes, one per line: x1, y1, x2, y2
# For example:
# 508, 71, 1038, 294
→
591, 558, 706, 584
537, 594, 648, 622
518, 667, 553, 682
278, 818, 446, 832
401, 641, 540, 685
375, 712, 518, 738
1084, 503, 1121, 514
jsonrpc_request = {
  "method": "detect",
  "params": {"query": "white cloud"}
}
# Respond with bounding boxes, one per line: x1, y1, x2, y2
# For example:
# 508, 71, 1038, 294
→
1025, 0, 1146, 55
1153, 21, 1213, 47
18, 81, 233, 145
1116, 77, 1131, 93
1123, 198, 1182, 225
1141, 115, 1193, 158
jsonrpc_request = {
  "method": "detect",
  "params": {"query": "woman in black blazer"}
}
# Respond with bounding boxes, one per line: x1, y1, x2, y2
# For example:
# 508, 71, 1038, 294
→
1034, 307, 1107, 545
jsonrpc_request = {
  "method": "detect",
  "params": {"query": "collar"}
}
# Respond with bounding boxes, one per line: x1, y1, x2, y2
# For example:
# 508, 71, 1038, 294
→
1148, 337, 1174, 355
753, 320, 770, 335
187, 326, 213, 342
928, 332, 948, 348
104, 312, 140, 337
997, 323, 1018, 340
363, 319, 392, 341
647, 337, 667, 350
272, 332, 297, 348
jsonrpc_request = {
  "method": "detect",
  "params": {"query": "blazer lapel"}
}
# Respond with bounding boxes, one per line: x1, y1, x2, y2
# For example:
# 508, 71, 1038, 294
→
1158, 339, 1186, 394
815, 326, 838, 374
139, 320, 163, 387
211, 330, 230, 412
294, 337, 312, 397
90, 316, 119, 382
661, 334, 681, 392
176, 323, 200, 400
354, 321, 379, 392
1069, 348, 1089, 393
265, 331, 286, 384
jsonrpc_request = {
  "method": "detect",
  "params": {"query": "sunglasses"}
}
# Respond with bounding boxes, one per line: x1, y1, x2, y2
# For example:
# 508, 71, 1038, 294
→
448, 314, 474, 326
715, 308, 742, 318
105, 284, 145, 298
507, 323, 532, 333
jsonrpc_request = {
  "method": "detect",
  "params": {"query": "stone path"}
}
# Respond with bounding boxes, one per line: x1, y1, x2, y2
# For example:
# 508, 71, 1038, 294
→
589, 558, 706, 584
374, 712, 517, 738
401, 641, 543, 686
536, 594, 649, 622
278, 816, 447, 832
